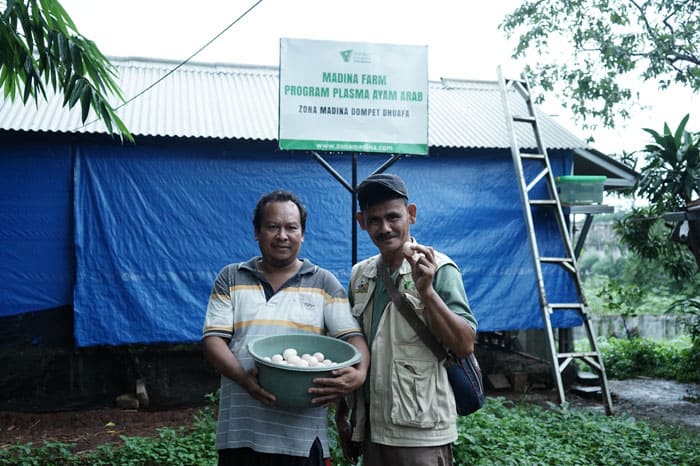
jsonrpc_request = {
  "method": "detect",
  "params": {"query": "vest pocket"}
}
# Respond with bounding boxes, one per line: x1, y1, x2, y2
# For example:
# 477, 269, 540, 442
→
351, 300, 367, 318
390, 358, 440, 428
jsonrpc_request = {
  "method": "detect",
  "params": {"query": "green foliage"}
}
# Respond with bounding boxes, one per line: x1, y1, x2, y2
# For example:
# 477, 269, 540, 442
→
615, 206, 697, 281
598, 280, 645, 316
501, 0, 700, 129
0, 0, 132, 140
668, 297, 700, 346
330, 397, 700, 465
639, 114, 700, 210
0, 394, 218, 466
0, 441, 76, 466
599, 336, 700, 382
596, 279, 645, 337
613, 114, 700, 281
0, 423, 217, 466
583, 269, 695, 317
451, 397, 699, 466
327, 404, 347, 466
579, 210, 700, 293
80, 425, 216, 466
579, 254, 625, 280
4, 396, 700, 466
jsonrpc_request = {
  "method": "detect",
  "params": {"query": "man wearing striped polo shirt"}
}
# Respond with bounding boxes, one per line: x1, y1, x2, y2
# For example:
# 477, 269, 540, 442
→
203, 189, 369, 466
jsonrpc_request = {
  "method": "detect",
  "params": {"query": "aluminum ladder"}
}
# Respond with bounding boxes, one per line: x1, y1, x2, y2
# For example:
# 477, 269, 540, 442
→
497, 66, 613, 415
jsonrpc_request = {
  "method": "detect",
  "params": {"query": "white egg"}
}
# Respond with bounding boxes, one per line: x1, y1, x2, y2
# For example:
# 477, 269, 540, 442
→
288, 355, 303, 365
301, 353, 312, 361
312, 352, 325, 362
307, 356, 320, 366
271, 354, 284, 364
297, 359, 310, 367
403, 241, 426, 260
322, 359, 333, 366
283, 348, 298, 360
262, 356, 272, 362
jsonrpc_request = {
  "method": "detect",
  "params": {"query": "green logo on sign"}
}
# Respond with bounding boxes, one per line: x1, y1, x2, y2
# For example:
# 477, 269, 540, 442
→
340, 49, 353, 62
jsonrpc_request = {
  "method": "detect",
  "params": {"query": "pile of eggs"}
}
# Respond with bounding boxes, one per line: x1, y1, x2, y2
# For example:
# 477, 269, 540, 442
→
261, 348, 338, 368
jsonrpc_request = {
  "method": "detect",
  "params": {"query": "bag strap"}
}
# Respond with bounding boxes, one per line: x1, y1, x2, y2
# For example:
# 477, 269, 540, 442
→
376, 257, 448, 361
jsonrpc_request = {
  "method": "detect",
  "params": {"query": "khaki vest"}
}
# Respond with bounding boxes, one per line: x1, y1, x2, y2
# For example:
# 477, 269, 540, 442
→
349, 252, 457, 446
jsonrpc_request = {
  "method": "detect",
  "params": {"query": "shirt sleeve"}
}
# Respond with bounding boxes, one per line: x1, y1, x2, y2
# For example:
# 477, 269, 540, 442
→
434, 263, 478, 331
202, 265, 235, 340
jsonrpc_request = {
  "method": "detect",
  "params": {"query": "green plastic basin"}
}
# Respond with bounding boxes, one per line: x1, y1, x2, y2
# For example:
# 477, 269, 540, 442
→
247, 333, 361, 409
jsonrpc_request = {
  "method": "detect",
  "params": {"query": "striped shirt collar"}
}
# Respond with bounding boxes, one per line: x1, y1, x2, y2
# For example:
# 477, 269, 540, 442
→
239, 256, 317, 276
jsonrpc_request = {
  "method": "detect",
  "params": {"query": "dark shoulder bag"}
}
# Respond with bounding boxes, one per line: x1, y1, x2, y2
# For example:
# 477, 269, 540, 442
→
377, 259, 484, 416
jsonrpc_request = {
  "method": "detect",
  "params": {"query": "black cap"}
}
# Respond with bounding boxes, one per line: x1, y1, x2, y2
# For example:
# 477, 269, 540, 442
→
357, 173, 408, 210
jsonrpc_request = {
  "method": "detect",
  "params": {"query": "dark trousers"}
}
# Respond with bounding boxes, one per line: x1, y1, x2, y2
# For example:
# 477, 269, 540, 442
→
218, 437, 328, 466
364, 441, 453, 466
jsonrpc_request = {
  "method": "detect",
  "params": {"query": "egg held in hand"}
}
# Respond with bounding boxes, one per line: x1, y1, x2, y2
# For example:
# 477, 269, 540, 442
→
403, 241, 425, 260
402, 241, 415, 258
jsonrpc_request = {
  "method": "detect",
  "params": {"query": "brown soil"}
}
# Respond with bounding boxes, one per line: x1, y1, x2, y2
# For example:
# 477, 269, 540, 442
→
0, 407, 202, 454
1, 378, 698, 454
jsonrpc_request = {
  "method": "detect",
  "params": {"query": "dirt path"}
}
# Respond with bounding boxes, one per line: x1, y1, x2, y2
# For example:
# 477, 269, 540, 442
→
607, 378, 700, 431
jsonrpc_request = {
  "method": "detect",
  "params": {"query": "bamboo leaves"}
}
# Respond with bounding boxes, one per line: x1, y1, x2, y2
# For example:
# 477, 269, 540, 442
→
0, 0, 133, 141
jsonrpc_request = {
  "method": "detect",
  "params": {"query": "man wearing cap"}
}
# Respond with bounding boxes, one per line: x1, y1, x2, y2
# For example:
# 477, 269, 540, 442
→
338, 173, 477, 466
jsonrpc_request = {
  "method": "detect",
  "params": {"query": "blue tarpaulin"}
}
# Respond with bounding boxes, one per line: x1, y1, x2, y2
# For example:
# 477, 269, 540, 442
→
0, 142, 74, 314
1, 139, 581, 346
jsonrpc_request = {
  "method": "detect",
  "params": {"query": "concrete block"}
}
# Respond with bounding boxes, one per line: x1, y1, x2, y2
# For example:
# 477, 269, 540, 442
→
136, 378, 150, 408
512, 372, 528, 393
487, 373, 511, 390
116, 393, 139, 410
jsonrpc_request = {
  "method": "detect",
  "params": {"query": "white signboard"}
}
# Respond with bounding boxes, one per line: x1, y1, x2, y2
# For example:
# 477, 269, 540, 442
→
279, 38, 428, 155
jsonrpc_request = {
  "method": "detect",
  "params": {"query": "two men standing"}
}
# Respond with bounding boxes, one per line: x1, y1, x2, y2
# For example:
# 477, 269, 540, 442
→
203, 174, 477, 466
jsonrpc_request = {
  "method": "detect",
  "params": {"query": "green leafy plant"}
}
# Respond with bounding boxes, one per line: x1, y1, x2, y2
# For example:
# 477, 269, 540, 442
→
0, 441, 76, 466
599, 336, 699, 382
668, 297, 700, 353
598, 279, 645, 338
638, 114, 700, 211
616, 115, 700, 280
0, 406, 217, 466
3, 396, 699, 466
451, 397, 699, 466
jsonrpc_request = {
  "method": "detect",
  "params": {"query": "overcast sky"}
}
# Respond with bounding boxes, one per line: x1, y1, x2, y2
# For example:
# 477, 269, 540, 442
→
60, 0, 698, 155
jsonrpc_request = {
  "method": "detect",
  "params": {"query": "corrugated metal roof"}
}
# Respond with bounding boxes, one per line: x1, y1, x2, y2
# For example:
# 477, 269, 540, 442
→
0, 56, 587, 149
